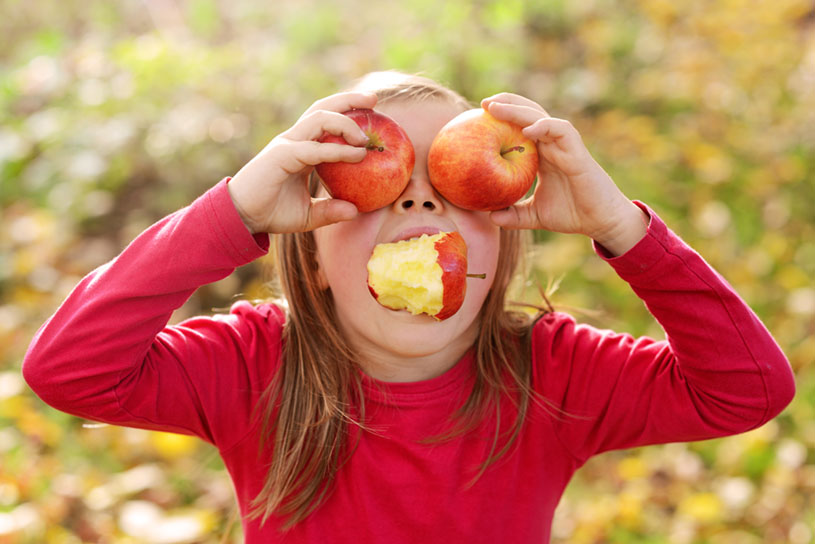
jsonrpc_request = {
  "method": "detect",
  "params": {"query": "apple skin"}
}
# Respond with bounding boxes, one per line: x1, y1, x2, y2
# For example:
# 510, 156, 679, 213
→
427, 108, 539, 211
433, 231, 468, 321
315, 109, 415, 213
367, 231, 469, 321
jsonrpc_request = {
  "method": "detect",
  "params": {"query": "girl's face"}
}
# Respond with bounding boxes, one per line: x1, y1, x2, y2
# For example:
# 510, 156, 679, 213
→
313, 99, 501, 379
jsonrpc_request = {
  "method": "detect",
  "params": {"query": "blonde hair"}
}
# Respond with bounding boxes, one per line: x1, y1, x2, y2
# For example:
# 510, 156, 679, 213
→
250, 72, 539, 529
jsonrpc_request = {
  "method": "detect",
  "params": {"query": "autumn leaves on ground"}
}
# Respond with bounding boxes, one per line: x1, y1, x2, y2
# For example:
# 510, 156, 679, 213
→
1, 0, 813, 542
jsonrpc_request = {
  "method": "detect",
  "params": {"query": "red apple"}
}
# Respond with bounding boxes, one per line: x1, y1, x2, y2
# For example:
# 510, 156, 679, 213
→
427, 108, 539, 211
315, 109, 415, 213
366, 231, 484, 321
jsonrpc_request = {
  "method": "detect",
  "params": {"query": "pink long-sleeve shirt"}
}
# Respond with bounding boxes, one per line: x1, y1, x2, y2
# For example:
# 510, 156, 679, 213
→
23, 178, 795, 542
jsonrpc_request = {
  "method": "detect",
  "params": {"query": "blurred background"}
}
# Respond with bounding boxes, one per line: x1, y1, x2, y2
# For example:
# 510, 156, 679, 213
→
1, 0, 813, 542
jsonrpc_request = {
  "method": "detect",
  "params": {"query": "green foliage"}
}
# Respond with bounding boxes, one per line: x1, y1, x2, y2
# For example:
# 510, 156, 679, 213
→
1, 0, 813, 542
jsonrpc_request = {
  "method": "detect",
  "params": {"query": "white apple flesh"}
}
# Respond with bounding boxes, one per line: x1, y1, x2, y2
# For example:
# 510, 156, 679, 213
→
366, 232, 482, 321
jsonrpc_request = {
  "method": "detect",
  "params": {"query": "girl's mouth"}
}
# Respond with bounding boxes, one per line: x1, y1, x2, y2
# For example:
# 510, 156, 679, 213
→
389, 226, 442, 243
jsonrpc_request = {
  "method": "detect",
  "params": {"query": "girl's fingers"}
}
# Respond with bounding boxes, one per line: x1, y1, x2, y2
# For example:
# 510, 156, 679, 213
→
522, 117, 595, 177
303, 197, 359, 231
484, 101, 550, 129
522, 117, 586, 154
302, 91, 378, 117
481, 92, 549, 115
489, 199, 541, 230
277, 141, 367, 174
284, 110, 370, 146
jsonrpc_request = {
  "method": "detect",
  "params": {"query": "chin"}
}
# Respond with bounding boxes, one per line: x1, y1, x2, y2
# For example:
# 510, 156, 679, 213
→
329, 274, 490, 365
375, 322, 461, 358
367, 298, 483, 356
390, 311, 451, 341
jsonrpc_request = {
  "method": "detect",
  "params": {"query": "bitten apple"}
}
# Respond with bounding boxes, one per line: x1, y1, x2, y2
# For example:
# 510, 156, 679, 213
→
315, 108, 415, 213
427, 108, 539, 211
366, 231, 484, 321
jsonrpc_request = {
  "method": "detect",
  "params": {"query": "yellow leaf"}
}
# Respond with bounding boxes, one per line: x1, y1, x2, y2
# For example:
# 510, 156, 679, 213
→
148, 431, 198, 460
617, 456, 648, 480
679, 492, 724, 523
617, 490, 644, 528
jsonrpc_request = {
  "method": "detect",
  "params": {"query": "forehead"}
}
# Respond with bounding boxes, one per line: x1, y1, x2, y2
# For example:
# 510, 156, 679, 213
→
375, 99, 464, 144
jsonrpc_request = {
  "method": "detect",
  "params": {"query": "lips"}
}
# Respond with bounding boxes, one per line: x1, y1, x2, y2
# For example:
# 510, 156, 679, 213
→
389, 226, 443, 243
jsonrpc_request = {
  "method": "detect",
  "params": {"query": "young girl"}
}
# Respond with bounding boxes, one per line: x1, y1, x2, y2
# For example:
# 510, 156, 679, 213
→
23, 72, 795, 542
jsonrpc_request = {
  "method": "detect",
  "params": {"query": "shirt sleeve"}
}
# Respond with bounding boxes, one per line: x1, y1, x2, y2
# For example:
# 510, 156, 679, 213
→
532, 202, 795, 464
22, 178, 283, 450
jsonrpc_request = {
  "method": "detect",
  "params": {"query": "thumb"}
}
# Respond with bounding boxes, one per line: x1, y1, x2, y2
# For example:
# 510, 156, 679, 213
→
489, 199, 541, 230
305, 198, 359, 231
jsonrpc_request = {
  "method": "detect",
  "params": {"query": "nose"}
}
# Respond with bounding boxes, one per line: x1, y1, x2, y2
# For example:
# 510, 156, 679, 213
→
393, 172, 444, 213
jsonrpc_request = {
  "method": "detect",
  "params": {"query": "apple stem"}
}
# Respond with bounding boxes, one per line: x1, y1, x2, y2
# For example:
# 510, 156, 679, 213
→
467, 273, 487, 279
500, 145, 525, 157
366, 143, 385, 152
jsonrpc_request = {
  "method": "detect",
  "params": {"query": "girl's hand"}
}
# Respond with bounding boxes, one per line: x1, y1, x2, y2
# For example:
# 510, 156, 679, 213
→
227, 92, 378, 234
481, 93, 648, 256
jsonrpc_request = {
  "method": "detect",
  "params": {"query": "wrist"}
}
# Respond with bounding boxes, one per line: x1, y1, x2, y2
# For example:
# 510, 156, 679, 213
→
592, 201, 649, 257
226, 177, 262, 234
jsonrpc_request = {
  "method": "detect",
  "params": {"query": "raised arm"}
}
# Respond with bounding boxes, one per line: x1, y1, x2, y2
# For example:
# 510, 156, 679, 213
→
533, 206, 795, 461
22, 179, 279, 446
23, 91, 381, 447
478, 92, 794, 459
